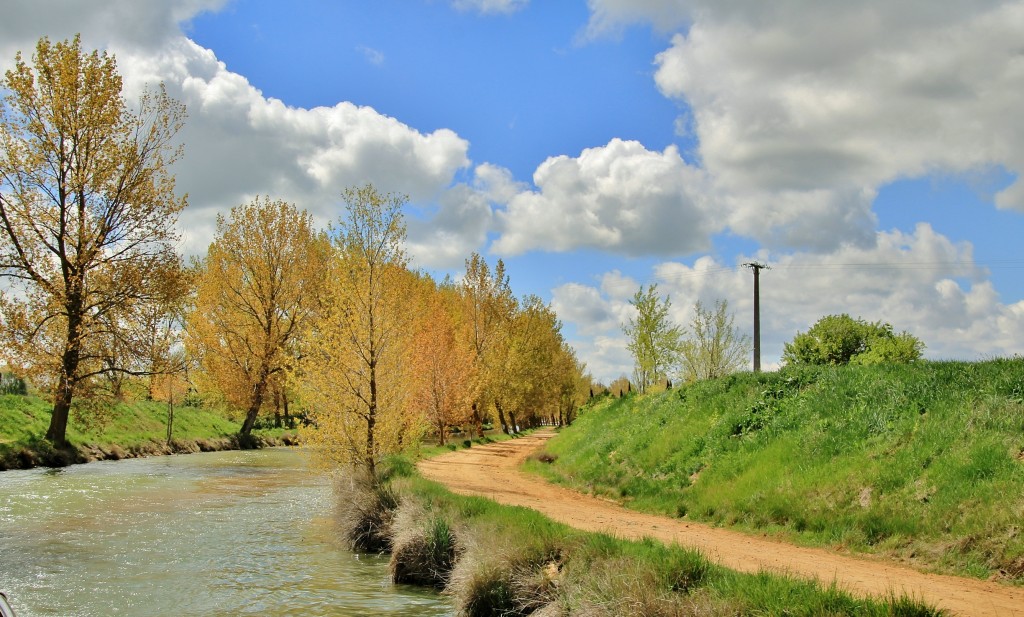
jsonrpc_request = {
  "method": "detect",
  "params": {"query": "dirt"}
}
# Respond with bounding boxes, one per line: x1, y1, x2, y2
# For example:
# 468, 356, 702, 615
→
418, 430, 1024, 617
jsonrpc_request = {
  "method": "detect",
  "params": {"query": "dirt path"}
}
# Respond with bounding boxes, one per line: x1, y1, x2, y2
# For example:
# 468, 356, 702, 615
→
418, 430, 1024, 617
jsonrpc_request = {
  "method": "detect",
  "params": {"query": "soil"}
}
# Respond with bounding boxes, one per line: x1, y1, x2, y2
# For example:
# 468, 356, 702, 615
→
418, 430, 1024, 617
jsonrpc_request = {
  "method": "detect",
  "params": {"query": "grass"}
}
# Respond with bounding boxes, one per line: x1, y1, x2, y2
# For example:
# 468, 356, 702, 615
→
366, 465, 944, 616
0, 391, 293, 468
527, 359, 1024, 582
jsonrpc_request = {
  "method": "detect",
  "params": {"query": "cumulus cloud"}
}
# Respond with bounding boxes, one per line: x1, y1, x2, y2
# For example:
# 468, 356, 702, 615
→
451, 0, 529, 15
558, 225, 1024, 381
646, 1, 1024, 246
492, 139, 718, 257
581, 1, 1024, 252
0, 4, 478, 258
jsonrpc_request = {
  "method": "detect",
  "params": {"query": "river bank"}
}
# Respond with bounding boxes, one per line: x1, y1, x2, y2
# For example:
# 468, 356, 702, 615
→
0, 393, 300, 471
0, 431, 302, 471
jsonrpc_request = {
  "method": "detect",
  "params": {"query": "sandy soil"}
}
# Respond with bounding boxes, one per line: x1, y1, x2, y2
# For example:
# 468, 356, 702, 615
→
418, 430, 1024, 617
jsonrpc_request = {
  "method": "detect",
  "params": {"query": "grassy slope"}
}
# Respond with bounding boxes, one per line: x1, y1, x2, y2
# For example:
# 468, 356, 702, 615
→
0, 393, 288, 464
529, 360, 1024, 581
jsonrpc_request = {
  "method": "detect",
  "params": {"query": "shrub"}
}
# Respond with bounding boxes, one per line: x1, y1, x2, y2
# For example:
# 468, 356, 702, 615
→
783, 314, 924, 366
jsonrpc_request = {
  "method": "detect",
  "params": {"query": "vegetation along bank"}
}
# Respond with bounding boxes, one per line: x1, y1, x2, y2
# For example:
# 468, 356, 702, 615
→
336, 455, 942, 617
528, 358, 1024, 583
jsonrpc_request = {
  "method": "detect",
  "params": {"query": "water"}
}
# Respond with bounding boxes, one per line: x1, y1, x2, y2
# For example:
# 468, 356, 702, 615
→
0, 448, 452, 616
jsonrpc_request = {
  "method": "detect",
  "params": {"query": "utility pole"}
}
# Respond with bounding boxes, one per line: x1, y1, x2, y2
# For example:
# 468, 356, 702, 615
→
743, 262, 769, 372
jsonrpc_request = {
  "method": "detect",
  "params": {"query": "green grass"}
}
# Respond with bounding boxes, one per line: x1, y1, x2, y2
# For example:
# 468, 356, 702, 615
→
0, 392, 290, 465
392, 471, 943, 616
528, 359, 1024, 582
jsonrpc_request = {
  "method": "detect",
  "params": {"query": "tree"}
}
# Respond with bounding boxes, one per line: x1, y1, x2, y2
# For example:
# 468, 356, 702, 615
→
410, 285, 478, 445
461, 252, 516, 435
188, 197, 328, 438
0, 36, 187, 446
782, 314, 925, 366
300, 185, 416, 476
623, 284, 683, 393
681, 299, 751, 381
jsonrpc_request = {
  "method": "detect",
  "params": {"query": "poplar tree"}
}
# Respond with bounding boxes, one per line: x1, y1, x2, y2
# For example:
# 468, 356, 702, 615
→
623, 284, 683, 393
0, 36, 187, 446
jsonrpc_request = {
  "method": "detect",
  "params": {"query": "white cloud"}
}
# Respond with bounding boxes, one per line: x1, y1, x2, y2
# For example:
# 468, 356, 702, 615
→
584, 0, 690, 38
645, 1, 1024, 248
492, 139, 718, 257
451, 0, 529, 15
1, 3, 479, 260
559, 225, 1024, 382
406, 184, 494, 269
356, 45, 385, 66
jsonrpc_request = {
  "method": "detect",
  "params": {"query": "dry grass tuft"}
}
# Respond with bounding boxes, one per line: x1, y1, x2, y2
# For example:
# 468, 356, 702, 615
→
334, 469, 398, 553
389, 499, 459, 588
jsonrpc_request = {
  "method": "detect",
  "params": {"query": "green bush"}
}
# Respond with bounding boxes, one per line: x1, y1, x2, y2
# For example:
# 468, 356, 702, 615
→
783, 314, 924, 366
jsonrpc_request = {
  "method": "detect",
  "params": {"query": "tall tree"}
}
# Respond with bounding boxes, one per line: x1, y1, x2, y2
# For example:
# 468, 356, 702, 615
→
410, 284, 478, 446
300, 185, 415, 476
0, 36, 187, 446
680, 299, 751, 381
188, 197, 328, 438
623, 284, 683, 393
461, 253, 516, 435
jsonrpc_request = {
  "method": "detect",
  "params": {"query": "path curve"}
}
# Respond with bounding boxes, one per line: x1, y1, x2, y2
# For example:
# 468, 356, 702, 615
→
418, 430, 1024, 617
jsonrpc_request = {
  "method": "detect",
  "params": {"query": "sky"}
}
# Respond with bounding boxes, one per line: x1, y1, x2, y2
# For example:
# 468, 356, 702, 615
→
2, 0, 1023, 382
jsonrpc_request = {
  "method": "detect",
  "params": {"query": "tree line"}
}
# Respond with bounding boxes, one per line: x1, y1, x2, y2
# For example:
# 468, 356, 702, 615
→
0, 36, 591, 473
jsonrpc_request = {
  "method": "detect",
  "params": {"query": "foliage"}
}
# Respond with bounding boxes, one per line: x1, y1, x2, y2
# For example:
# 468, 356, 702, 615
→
680, 299, 751, 381
461, 252, 517, 435
533, 359, 1024, 581
300, 185, 418, 476
410, 284, 478, 446
188, 196, 328, 436
0, 35, 188, 445
783, 314, 924, 366
623, 284, 683, 393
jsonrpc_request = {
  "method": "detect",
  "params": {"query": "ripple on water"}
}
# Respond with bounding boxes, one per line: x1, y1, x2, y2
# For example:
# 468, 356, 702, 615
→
0, 449, 452, 617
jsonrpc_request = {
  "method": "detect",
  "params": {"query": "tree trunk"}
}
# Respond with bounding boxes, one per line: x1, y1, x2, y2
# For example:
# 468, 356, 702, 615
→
46, 376, 73, 448
46, 306, 83, 447
508, 410, 518, 434
495, 400, 510, 435
239, 381, 266, 437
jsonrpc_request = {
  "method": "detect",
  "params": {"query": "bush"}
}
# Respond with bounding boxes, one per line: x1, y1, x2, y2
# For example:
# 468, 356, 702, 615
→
783, 314, 924, 366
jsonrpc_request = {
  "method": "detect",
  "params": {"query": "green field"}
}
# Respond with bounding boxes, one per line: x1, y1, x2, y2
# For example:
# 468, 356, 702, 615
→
528, 359, 1024, 582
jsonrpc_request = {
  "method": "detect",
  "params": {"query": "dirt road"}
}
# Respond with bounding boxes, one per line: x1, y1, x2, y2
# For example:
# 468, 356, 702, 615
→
418, 430, 1024, 617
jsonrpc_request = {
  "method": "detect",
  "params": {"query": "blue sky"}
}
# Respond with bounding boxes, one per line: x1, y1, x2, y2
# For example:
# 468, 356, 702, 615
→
3, 0, 1023, 381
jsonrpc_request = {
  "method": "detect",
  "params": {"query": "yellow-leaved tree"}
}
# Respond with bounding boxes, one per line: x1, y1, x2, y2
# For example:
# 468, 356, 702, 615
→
188, 197, 328, 438
300, 185, 418, 476
461, 252, 516, 436
410, 282, 478, 445
0, 36, 188, 446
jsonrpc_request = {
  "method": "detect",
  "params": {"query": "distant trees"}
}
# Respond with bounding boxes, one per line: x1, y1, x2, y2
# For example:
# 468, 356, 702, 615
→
681, 300, 751, 381
783, 314, 924, 366
624, 285, 683, 393
188, 197, 328, 438
0, 36, 188, 446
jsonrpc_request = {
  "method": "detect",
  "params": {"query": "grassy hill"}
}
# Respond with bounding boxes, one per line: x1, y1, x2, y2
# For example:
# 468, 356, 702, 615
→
528, 359, 1024, 582
0, 393, 294, 469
